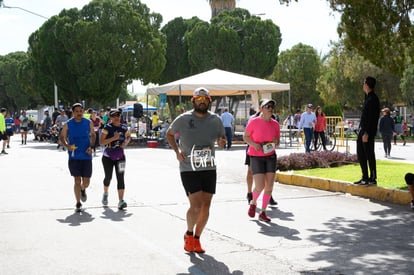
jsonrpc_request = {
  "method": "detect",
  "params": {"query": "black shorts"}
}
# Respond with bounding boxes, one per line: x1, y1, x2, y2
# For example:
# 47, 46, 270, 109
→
68, 159, 92, 178
180, 170, 217, 195
0, 132, 7, 141
21, 127, 28, 132
244, 145, 250, 165
249, 154, 277, 175
405, 173, 414, 185
6, 131, 13, 137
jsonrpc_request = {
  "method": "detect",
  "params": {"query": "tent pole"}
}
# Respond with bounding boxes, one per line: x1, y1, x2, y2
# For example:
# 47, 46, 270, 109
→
288, 89, 292, 147
179, 85, 182, 107
244, 91, 247, 123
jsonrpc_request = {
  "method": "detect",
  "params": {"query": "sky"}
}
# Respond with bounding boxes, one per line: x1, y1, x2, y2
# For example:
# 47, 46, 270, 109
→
0, 0, 340, 93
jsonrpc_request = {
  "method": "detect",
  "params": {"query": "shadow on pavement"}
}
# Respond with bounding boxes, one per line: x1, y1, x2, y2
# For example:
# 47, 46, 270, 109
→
177, 253, 243, 275
100, 206, 133, 221
56, 210, 94, 226
253, 219, 301, 241
305, 204, 414, 274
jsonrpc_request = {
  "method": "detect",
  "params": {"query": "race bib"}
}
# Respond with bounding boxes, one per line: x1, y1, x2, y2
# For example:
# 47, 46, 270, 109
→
262, 142, 275, 154
118, 160, 126, 173
190, 145, 216, 170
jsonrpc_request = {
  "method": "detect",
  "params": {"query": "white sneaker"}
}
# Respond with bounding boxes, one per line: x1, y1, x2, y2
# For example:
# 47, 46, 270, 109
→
411, 200, 414, 210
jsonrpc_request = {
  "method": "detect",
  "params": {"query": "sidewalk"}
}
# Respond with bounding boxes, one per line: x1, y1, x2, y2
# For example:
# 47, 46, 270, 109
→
275, 137, 414, 206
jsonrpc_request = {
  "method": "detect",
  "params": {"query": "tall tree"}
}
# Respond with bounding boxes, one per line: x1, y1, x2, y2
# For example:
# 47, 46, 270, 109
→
0, 52, 41, 114
187, 8, 282, 78
269, 43, 321, 112
27, 0, 166, 106
328, 0, 414, 77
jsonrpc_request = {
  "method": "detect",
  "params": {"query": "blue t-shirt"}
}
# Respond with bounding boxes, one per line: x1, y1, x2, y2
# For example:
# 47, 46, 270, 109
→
67, 118, 92, 160
5, 117, 14, 133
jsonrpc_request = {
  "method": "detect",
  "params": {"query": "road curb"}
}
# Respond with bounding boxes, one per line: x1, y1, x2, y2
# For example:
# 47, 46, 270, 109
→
276, 172, 411, 205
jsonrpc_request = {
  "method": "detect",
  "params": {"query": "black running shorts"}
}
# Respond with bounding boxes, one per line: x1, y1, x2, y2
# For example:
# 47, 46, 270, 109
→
180, 170, 216, 195
249, 154, 277, 175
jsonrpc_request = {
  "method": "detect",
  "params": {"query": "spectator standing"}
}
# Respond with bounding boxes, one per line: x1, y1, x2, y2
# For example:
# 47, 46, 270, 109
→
0, 108, 8, 154
244, 99, 280, 222
14, 115, 20, 134
221, 108, 234, 150
166, 87, 226, 253
99, 109, 131, 210
90, 110, 103, 156
298, 104, 316, 153
19, 111, 29, 145
52, 107, 60, 125
55, 109, 68, 150
404, 173, 414, 210
5, 113, 14, 149
293, 108, 301, 130
313, 106, 327, 150
43, 110, 52, 135
409, 114, 414, 136
59, 103, 96, 212
379, 108, 395, 158
393, 110, 406, 146
354, 76, 380, 185
151, 111, 159, 130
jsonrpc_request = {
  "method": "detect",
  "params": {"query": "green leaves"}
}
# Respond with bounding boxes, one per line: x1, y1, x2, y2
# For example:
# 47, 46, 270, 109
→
26, 0, 166, 106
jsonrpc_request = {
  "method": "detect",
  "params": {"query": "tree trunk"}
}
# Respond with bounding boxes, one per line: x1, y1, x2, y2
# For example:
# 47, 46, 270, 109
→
209, 0, 236, 18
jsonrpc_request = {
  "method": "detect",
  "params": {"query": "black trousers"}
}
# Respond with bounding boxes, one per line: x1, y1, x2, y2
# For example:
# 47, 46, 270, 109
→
356, 132, 376, 180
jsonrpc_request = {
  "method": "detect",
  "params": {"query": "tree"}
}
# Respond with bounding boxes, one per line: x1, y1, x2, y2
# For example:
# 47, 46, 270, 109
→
27, 0, 166, 106
328, 0, 414, 77
400, 64, 414, 108
318, 42, 400, 112
0, 52, 42, 114
186, 8, 282, 78
269, 43, 321, 113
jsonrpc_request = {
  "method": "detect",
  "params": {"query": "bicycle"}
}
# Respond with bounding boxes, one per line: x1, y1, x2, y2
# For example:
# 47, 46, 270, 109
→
310, 131, 336, 151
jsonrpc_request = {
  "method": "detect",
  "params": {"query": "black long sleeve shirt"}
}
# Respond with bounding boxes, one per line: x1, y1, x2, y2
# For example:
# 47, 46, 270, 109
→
359, 91, 380, 136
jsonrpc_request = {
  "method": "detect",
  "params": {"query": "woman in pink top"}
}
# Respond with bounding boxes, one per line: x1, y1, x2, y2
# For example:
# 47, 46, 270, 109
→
243, 99, 280, 222
314, 106, 327, 150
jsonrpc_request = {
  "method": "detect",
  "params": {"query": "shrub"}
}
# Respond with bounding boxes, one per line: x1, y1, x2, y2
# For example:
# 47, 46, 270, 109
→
277, 151, 358, 171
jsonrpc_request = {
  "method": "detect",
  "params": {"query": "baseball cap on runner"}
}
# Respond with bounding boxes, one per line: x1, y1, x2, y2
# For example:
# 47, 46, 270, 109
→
307, 103, 313, 108
193, 87, 210, 97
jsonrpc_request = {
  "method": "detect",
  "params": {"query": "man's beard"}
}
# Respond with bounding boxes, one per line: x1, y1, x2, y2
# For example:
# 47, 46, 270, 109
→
193, 103, 209, 114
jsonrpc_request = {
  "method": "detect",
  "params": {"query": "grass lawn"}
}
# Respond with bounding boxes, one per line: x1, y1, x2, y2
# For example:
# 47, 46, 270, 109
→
292, 160, 414, 190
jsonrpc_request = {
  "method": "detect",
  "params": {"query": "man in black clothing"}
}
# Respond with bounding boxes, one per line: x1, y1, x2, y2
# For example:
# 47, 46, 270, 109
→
354, 76, 380, 185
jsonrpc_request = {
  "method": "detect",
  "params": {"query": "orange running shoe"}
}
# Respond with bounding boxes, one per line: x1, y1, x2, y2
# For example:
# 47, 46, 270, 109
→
184, 234, 194, 252
193, 238, 205, 253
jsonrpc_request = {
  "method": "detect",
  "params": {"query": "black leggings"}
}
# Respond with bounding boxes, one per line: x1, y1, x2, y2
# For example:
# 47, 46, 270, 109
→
102, 155, 125, 190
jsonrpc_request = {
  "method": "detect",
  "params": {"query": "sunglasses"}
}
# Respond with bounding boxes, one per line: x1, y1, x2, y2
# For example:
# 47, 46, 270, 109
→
263, 104, 274, 109
110, 113, 121, 117
194, 96, 209, 102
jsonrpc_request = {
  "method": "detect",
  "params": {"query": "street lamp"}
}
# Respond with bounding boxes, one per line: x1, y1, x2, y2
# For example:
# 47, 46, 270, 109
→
1, 2, 49, 19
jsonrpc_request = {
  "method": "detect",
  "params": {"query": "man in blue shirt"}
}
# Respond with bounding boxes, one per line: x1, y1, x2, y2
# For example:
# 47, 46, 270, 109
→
59, 103, 96, 212
220, 108, 234, 150
298, 104, 316, 153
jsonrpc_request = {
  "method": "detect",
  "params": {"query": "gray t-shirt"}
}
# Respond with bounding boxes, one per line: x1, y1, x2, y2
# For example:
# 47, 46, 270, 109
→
169, 111, 225, 172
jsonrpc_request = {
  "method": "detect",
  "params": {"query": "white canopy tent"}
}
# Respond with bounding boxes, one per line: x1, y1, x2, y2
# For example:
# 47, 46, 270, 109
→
146, 68, 290, 121
147, 68, 290, 97
147, 69, 290, 116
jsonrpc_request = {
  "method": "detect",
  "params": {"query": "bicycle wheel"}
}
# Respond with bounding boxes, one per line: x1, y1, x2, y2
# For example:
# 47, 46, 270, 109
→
325, 132, 336, 151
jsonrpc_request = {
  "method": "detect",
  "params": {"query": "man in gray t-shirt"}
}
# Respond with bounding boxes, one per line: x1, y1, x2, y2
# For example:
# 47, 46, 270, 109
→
167, 87, 226, 254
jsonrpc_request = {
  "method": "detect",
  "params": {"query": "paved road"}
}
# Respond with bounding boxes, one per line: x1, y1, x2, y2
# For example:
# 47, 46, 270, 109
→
1, 135, 413, 275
